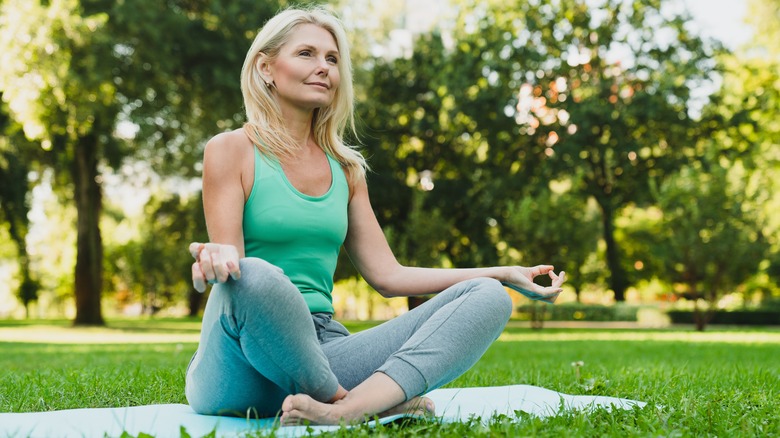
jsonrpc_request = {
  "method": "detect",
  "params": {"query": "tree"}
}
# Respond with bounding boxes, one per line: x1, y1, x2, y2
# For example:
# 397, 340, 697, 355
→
464, 0, 718, 301
652, 164, 768, 331
104, 192, 207, 317
359, 35, 463, 250
359, 0, 719, 302
0, 0, 287, 324
699, 0, 780, 300
0, 1, 114, 324
746, 0, 780, 57
386, 189, 457, 309
502, 185, 601, 301
0, 97, 39, 317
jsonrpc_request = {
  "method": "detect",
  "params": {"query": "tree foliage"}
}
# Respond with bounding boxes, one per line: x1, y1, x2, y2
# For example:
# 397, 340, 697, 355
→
1, 0, 777, 318
105, 193, 207, 317
746, 0, 780, 57
0, 0, 117, 324
503, 185, 601, 300
651, 163, 768, 330
0, 97, 39, 316
358, 0, 719, 301
0, 0, 289, 323
707, 0, 780, 295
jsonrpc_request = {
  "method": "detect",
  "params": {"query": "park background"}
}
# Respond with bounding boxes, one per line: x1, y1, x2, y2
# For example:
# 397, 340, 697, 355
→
1, 1, 779, 436
0, 0, 778, 331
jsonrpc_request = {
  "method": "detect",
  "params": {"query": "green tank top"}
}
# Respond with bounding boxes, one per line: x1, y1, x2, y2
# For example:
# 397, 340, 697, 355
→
243, 147, 349, 314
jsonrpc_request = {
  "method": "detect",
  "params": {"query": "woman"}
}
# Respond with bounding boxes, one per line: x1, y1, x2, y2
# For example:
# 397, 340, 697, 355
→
185, 5, 565, 425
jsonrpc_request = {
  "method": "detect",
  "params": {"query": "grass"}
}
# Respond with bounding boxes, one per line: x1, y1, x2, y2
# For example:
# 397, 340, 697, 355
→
1, 319, 779, 437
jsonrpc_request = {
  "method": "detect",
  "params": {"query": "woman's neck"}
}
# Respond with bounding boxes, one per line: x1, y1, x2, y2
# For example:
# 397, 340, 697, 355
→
280, 106, 316, 151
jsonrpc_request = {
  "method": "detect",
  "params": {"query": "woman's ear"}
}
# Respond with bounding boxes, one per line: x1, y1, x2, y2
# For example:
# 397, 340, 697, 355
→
255, 52, 274, 85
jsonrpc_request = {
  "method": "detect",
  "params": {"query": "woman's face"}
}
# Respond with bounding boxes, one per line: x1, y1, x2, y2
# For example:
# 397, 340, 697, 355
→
267, 23, 341, 114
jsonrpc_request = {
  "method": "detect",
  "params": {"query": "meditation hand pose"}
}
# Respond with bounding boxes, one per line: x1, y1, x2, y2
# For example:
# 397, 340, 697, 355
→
185, 6, 565, 426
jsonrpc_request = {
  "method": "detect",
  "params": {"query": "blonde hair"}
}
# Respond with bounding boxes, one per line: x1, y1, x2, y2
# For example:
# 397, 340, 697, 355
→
240, 5, 367, 187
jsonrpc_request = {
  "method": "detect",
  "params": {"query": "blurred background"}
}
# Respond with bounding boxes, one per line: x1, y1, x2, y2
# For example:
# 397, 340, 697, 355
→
0, 0, 778, 331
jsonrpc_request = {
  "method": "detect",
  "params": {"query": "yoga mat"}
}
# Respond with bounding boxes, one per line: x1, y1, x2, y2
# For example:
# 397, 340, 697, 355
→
0, 384, 645, 437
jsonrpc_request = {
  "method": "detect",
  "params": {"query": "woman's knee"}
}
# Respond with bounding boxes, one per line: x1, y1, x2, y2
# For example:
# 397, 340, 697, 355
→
472, 277, 514, 320
232, 257, 286, 287
237, 257, 285, 279
225, 257, 296, 302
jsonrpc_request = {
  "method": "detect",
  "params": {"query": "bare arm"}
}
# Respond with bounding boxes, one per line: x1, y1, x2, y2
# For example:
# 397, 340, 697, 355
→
190, 131, 251, 291
344, 177, 565, 298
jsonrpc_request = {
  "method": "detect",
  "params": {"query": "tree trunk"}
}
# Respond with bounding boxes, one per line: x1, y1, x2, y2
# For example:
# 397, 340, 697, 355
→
407, 296, 429, 310
20, 266, 37, 319
15, 249, 37, 319
572, 266, 583, 303
72, 134, 105, 326
187, 290, 204, 317
530, 301, 545, 330
693, 298, 706, 332
0, 168, 37, 317
599, 202, 628, 301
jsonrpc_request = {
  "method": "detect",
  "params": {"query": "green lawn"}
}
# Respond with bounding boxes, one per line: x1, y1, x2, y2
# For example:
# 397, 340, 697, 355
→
1, 319, 778, 437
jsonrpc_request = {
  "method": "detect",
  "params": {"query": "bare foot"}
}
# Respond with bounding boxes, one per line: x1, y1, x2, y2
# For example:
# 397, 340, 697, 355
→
280, 393, 347, 425
379, 396, 435, 418
279, 394, 435, 425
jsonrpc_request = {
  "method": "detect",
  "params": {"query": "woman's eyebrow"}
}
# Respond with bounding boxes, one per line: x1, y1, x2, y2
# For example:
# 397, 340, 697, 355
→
293, 43, 339, 56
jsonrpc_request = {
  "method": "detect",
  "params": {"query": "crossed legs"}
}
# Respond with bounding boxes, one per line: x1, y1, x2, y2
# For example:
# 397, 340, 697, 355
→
185, 258, 340, 416
282, 276, 514, 424
186, 258, 513, 424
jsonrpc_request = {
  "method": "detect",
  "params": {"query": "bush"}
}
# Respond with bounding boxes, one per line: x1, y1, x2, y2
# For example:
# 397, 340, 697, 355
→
666, 310, 780, 325
515, 303, 642, 322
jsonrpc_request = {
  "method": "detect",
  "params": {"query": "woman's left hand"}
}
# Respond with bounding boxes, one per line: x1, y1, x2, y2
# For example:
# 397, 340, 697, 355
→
503, 265, 566, 301
189, 242, 241, 292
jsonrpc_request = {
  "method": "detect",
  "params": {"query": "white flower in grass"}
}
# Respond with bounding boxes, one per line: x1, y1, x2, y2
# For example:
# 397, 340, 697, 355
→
571, 360, 585, 382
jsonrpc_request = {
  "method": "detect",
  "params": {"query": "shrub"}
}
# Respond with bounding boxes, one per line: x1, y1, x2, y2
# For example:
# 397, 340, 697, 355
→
666, 310, 780, 325
515, 303, 643, 322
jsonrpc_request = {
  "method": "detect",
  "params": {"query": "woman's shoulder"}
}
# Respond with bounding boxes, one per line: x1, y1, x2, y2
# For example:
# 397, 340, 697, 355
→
206, 129, 253, 152
201, 129, 256, 187
204, 129, 254, 163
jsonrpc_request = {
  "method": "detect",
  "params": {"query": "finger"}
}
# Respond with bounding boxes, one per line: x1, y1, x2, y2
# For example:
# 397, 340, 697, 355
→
203, 242, 221, 253
189, 242, 204, 260
199, 248, 216, 283
530, 264, 554, 277
192, 262, 206, 293
227, 260, 241, 280
224, 246, 241, 280
524, 281, 558, 296
540, 285, 562, 295
558, 271, 566, 286
548, 270, 560, 285
204, 243, 229, 281
210, 249, 229, 283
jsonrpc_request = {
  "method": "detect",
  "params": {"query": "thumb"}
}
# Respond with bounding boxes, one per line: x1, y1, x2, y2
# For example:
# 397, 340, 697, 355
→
189, 242, 203, 259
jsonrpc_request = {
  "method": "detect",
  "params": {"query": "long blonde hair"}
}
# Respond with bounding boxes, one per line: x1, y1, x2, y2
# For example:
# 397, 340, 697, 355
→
240, 5, 367, 187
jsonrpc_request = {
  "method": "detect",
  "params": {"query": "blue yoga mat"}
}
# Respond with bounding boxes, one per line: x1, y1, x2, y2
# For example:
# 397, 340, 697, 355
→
0, 384, 645, 437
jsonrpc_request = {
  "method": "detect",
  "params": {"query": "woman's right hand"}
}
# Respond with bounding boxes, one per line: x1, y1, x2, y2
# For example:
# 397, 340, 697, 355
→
189, 242, 241, 292
502, 265, 565, 303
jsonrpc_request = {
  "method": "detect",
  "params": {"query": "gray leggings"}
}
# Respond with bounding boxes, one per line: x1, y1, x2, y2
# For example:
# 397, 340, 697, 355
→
185, 258, 512, 417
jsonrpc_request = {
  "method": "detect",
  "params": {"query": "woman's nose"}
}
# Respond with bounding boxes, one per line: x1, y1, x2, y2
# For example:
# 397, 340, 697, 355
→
316, 57, 330, 75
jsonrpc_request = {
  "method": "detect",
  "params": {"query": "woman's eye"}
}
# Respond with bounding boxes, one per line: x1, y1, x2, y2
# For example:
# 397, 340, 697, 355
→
327, 56, 338, 64
298, 50, 311, 57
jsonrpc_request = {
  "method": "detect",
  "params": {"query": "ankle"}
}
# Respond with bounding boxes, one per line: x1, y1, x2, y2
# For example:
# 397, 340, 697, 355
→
328, 385, 348, 403
330, 397, 368, 422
